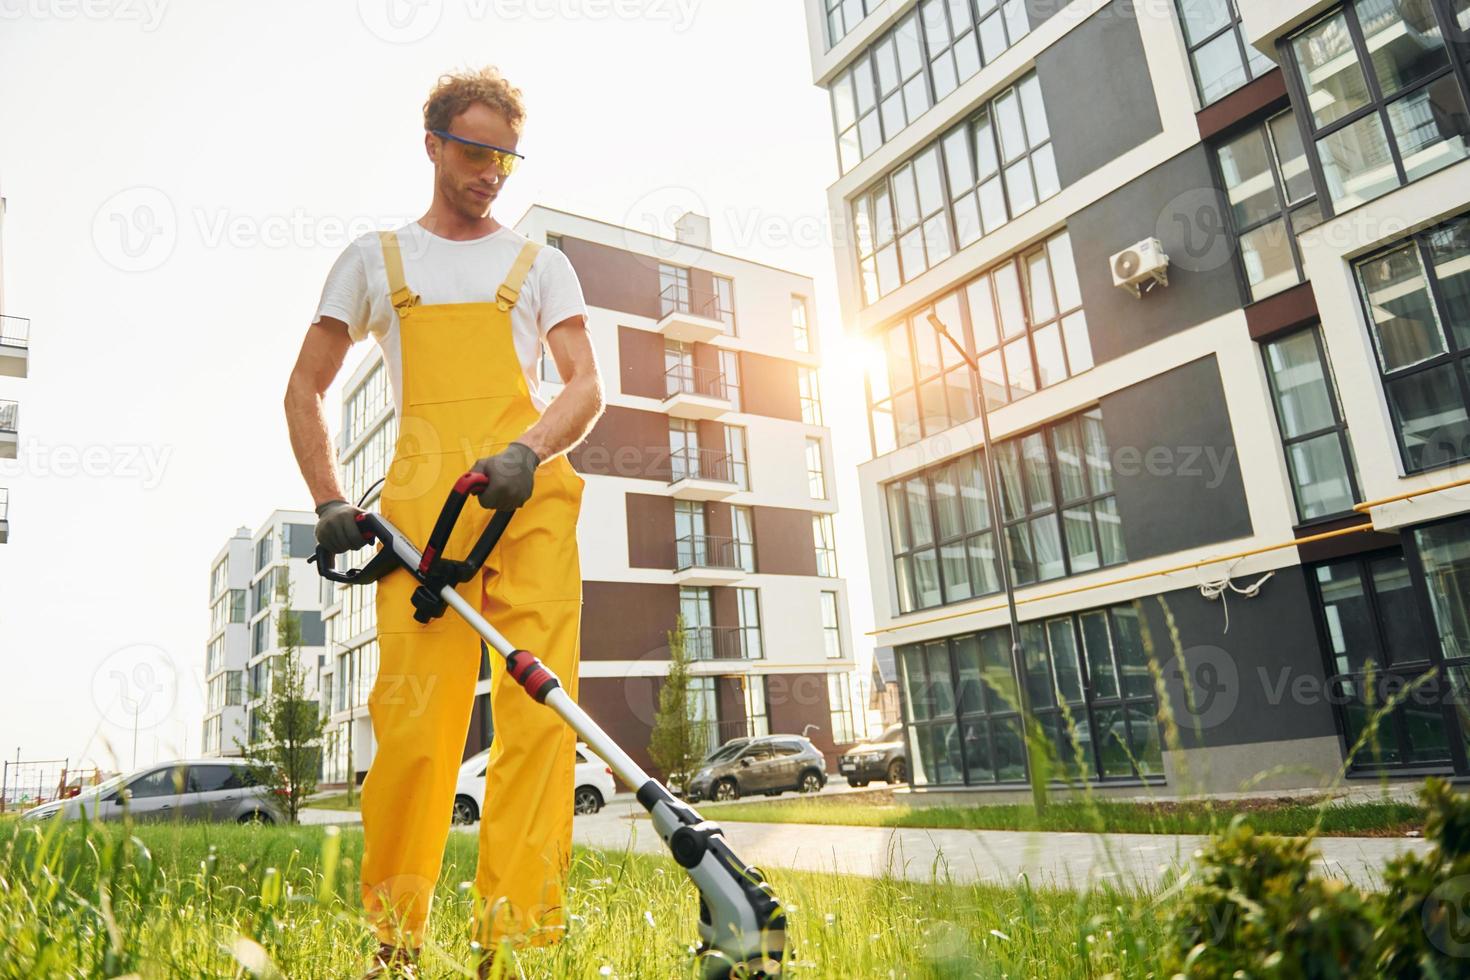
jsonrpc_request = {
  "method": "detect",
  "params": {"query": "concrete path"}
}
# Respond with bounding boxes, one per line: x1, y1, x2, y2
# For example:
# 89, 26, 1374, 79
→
560, 797, 1429, 891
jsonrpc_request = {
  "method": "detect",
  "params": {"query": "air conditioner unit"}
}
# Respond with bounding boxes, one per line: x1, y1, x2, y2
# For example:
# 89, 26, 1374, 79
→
1111, 237, 1170, 298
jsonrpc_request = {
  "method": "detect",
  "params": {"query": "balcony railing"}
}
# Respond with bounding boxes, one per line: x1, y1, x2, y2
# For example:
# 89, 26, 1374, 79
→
0, 316, 29, 349
0, 401, 17, 434
685, 624, 764, 662
665, 364, 728, 401
675, 534, 741, 572
669, 447, 736, 484
659, 284, 729, 325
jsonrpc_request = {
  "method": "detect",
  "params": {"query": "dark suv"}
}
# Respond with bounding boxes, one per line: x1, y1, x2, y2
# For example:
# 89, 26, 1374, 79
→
686, 735, 828, 803
837, 725, 908, 787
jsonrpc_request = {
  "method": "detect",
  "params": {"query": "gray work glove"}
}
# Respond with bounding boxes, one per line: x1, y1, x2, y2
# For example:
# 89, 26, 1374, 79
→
471, 442, 540, 510
314, 499, 370, 554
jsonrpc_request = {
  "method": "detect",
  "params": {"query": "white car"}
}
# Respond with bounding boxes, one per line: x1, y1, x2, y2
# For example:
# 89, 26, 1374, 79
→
452, 742, 617, 824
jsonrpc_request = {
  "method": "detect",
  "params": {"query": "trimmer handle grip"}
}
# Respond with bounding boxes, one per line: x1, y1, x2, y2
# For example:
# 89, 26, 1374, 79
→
308, 512, 394, 584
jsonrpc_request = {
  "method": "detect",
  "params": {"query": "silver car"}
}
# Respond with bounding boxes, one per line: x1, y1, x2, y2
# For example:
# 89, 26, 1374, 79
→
21, 759, 287, 824
686, 735, 828, 803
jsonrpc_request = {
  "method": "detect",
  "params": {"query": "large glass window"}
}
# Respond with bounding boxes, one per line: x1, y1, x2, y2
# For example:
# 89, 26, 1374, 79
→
1354, 213, 1470, 472
1262, 327, 1359, 520
799, 367, 824, 425
826, 0, 871, 50
822, 591, 843, 659
899, 601, 1162, 787
743, 675, 770, 737
1214, 110, 1325, 302
1175, 0, 1275, 105
813, 514, 840, 577
732, 505, 757, 573
735, 587, 764, 660
887, 454, 1000, 613
1287, 1, 1470, 212
828, 671, 860, 743
831, 0, 1030, 174
792, 295, 812, 353
806, 437, 828, 499
856, 72, 1056, 304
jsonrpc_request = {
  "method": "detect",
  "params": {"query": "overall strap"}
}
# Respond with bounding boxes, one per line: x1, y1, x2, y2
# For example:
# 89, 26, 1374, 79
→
379, 230, 420, 312
496, 240, 543, 312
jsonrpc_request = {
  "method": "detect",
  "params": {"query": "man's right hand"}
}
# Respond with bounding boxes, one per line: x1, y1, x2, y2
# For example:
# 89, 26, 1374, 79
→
315, 499, 369, 554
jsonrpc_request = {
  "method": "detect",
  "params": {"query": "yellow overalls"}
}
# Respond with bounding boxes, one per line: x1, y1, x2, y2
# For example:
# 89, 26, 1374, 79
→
359, 229, 585, 951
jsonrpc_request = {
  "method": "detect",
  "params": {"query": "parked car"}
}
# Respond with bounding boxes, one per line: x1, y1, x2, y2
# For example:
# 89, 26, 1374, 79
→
838, 725, 908, 787
20, 759, 286, 824
452, 742, 616, 825
685, 735, 828, 803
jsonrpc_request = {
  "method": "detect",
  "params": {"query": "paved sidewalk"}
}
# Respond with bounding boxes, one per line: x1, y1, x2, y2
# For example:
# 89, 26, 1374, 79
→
565, 798, 1429, 890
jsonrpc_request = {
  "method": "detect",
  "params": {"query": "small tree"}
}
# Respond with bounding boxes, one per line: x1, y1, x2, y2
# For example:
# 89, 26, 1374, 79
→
235, 575, 326, 823
649, 615, 708, 795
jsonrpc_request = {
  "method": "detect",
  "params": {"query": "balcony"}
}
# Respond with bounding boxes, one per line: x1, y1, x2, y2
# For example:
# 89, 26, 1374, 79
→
0, 401, 16, 460
655, 284, 730, 344
0, 488, 9, 544
662, 364, 730, 420
674, 534, 746, 586
686, 624, 764, 663
0, 316, 29, 378
668, 448, 740, 501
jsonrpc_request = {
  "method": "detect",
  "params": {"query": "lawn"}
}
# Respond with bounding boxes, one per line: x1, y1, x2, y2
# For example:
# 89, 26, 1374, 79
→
306, 791, 361, 812
0, 815, 1172, 978
699, 792, 1425, 838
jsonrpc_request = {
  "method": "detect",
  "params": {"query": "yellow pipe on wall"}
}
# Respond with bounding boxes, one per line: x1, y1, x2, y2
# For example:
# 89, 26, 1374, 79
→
1352, 477, 1470, 513
866, 523, 1376, 638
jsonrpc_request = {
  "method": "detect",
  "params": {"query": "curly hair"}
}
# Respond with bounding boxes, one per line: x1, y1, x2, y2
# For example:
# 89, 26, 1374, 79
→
422, 66, 526, 135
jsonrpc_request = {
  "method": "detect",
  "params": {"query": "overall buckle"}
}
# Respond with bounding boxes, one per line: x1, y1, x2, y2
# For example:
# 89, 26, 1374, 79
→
391, 286, 420, 312
495, 283, 519, 311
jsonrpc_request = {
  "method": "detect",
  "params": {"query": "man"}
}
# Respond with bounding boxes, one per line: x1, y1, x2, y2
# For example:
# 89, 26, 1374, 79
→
284, 66, 603, 978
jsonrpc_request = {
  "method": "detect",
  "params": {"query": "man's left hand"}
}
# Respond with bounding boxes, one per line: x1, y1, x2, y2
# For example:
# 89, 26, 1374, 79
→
471, 442, 540, 510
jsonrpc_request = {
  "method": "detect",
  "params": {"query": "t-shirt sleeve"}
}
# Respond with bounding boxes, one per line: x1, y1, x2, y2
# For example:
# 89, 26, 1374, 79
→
313, 240, 374, 342
535, 246, 588, 339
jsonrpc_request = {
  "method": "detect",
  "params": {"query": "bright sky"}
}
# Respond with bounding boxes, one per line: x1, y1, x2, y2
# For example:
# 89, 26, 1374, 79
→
0, 0, 879, 779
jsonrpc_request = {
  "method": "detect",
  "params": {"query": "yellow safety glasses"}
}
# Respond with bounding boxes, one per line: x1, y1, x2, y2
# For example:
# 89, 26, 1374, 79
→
430, 129, 523, 177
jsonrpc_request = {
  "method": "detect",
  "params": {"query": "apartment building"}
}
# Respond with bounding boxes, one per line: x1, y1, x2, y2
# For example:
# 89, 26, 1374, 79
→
0, 188, 31, 543
201, 511, 328, 757
313, 207, 865, 783
804, 0, 1470, 796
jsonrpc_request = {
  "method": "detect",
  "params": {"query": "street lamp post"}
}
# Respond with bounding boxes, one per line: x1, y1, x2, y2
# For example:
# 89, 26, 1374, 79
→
927, 313, 1047, 811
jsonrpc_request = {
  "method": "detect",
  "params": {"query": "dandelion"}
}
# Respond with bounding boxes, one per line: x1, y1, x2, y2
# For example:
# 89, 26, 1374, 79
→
598, 966, 613, 977
824, 913, 835, 926
644, 910, 656, 928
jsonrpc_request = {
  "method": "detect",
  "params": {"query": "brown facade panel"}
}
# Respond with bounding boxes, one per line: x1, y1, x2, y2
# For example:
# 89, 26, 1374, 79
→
1245, 281, 1321, 342
766, 672, 841, 766
618, 325, 666, 400
568, 405, 672, 481
739, 351, 803, 422
1195, 68, 1289, 141
711, 586, 739, 630
582, 580, 679, 660
559, 236, 661, 320
625, 494, 676, 569
706, 501, 733, 541
752, 506, 819, 576
579, 674, 661, 786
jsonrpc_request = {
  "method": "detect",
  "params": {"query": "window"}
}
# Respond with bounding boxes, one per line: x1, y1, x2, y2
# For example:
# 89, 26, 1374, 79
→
210, 558, 227, 600
831, 0, 1030, 173
822, 591, 843, 659
688, 676, 720, 750
1175, 0, 1275, 105
229, 589, 246, 623
546, 233, 562, 250
206, 635, 224, 675
255, 534, 272, 572
735, 587, 764, 659
899, 602, 1162, 787
335, 640, 379, 712
806, 437, 828, 499
1354, 213, 1470, 472
251, 568, 275, 616
669, 418, 699, 481
343, 360, 389, 448
884, 407, 1122, 611
680, 586, 714, 660
828, 672, 860, 743
127, 765, 187, 799
720, 350, 742, 411
799, 367, 824, 425
725, 425, 750, 490
887, 453, 1000, 613
732, 505, 757, 572
825, 0, 870, 49
856, 72, 1057, 304
1262, 327, 1359, 521
713, 275, 736, 334
792, 295, 812, 352
743, 675, 769, 737
675, 500, 708, 569
251, 615, 270, 657
813, 515, 839, 577
659, 263, 690, 316
1287, 2, 1470, 213
1214, 110, 1325, 302
225, 671, 243, 706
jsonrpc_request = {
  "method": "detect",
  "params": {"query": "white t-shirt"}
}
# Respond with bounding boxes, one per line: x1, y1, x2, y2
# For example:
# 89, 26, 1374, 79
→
312, 222, 588, 413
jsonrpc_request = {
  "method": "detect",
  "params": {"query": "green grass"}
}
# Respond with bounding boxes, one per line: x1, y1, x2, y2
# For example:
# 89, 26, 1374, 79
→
0, 815, 1173, 978
699, 796, 1425, 838
306, 792, 361, 812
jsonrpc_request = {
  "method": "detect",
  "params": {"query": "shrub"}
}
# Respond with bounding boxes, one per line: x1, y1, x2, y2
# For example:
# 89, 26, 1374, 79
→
1371, 777, 1470, 977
